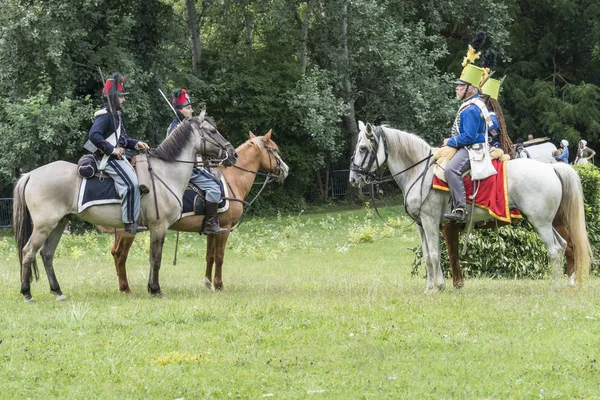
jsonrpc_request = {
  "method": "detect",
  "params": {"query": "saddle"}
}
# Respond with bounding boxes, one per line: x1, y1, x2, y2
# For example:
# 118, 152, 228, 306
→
76, 154, 146, 213
432, 146, 510, 183
432, 159, 522, 223
182, 168, 230, 217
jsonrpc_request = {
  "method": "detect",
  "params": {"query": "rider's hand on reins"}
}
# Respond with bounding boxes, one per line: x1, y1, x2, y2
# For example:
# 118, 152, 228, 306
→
113, 147, 125, 159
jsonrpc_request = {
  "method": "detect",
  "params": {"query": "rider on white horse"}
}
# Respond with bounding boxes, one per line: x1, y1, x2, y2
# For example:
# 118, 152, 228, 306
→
84, 73, 150, 235
442, 62, 489, 223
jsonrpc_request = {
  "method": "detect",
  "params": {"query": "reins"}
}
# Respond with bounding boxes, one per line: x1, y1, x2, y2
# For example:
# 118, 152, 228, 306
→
225, 141, 282, 231
352, 126, 434, 227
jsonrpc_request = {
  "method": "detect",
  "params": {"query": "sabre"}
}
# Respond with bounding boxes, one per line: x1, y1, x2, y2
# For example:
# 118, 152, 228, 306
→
159, 88, 181, 123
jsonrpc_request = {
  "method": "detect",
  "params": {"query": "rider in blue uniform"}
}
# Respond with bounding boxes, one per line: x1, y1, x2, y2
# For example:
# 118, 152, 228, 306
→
84, 73, 150, 235
169, 88, 228, 235
443, 62, 488, 223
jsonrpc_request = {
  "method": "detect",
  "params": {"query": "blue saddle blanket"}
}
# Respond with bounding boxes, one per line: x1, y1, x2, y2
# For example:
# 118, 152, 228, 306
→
77, 174, 230, 215
78, 175, 121, 213
182, 177, 229, 216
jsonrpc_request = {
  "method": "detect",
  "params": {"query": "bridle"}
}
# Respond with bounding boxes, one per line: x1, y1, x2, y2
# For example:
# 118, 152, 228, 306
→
226, 139, 285, 231
148, 119, 234, 165
350, 125, 434, 224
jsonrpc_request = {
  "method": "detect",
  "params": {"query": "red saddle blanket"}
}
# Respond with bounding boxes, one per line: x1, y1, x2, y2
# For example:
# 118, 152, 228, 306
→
433, 159, 522, 222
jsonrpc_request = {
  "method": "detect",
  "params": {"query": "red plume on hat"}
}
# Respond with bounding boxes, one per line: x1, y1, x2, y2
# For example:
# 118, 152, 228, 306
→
102, 73, 127, 96
172, 88, 191, 109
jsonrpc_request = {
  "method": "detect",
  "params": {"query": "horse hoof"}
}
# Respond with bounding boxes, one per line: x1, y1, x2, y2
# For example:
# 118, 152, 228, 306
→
55, 294, 67, 301
453, 281, 464, 289
24, 296, 35, 303
120, 289, 134, 295
151, 291, 163, 298
203, 277, 214, 290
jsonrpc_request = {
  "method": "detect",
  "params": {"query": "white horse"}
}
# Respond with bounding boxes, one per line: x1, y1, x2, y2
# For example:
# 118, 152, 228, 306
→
349, 122, 592, 293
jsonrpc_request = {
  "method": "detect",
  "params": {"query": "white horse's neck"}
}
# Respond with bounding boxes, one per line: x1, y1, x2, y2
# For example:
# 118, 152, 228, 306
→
381, 127, 433, 191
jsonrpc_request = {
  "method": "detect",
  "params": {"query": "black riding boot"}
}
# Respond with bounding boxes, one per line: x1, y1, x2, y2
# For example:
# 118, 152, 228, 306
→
444, 207, 467, 223
203, 202, 228, 235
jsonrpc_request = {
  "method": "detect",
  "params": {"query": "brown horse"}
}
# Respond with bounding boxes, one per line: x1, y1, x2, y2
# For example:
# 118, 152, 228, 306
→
105, 130, 288, 293
442, 218, 576, 288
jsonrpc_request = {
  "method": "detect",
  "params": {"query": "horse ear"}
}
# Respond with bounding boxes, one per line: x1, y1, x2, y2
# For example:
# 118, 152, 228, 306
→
249, 131, 256, 139
198, 108, 206, 121
366, 123, 374, 138
358, 120, 365, 132
263, 129, 272, 141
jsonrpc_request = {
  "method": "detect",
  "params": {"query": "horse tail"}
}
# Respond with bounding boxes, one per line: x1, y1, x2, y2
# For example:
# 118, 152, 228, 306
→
552, 163, 592, 283
13, 173, 38, 282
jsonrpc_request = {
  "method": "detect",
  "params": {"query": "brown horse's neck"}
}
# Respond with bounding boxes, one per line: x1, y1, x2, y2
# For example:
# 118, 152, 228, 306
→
222, 144, 262, 200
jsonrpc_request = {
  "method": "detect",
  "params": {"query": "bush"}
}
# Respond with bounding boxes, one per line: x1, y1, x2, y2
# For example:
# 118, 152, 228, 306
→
573, 163, 600, 271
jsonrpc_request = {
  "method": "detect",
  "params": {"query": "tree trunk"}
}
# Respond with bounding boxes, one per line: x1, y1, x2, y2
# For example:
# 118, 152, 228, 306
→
185, 0, 203, 77
295, 0, 317, 75
339, 0, 361, 200
238, 0, 253, 51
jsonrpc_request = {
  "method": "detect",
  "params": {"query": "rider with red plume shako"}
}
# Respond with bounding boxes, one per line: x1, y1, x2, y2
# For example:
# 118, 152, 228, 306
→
84, 73, 150, 235
167, 88, 228, 235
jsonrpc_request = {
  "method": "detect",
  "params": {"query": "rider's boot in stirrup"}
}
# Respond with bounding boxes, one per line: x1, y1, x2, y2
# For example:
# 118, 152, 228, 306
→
444, 207, 467, 223
202, 202, 228, 235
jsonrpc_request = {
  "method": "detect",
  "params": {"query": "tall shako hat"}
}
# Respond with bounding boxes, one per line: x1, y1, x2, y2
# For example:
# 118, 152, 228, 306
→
102, 73, 127, 113
102, 73, 127, 96
454, 32, 487, 88
172, 88, 191, 109
480, 50, 503, 100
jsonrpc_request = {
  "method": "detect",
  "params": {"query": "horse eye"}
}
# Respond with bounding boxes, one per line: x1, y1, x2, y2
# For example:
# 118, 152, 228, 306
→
359, 145, 367, 152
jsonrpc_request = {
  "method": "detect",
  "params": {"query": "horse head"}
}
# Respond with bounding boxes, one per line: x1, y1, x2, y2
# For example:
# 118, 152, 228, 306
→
249, 129, 289, 182
349, 120, 387, 187
191, 109, 238, 166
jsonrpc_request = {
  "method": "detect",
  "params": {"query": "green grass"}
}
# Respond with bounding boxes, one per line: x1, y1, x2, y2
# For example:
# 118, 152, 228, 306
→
1, 206, 599, 399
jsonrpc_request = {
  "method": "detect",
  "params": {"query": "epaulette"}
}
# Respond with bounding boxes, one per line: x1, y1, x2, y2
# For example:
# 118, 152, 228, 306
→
94, 109, 108, 118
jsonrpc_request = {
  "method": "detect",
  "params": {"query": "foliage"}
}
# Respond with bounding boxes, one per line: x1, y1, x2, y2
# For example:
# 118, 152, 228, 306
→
0, 0, 598, 209
573, 163, 600, 271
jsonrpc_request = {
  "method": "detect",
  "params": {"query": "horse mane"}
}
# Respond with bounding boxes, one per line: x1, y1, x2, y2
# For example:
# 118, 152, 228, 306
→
380, 126, 432, 181
151, 118, 197, 161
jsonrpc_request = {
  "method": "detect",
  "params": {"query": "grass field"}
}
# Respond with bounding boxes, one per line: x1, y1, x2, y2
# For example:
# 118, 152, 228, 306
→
1, 206, 599, 399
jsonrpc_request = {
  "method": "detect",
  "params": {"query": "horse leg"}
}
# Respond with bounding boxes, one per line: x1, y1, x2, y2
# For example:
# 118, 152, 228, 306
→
204, 234, 216, 290
553, 221, 575, 286
530, 221, 567, 289
442, 224, 464, 288
213, 232, 231, 291
40, 221, 67, 301
112, 232, 135, 294
147, 229, 167, 297
417, 220, 445, 294
21, 228, 54, 302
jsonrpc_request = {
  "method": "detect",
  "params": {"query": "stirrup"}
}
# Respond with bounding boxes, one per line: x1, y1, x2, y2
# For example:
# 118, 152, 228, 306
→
139, 184, 150, 195
124, 222, 148, 235
444, 208, 467, 223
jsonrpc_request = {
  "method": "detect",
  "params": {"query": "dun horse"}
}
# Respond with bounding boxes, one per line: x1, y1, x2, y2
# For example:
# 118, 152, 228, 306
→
349, 122, 592, 293
13, 113, 238, 301
104, 130, 288, 293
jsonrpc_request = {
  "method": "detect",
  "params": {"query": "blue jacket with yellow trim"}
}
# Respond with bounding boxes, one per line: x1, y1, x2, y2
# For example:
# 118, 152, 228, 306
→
446, 95, 487, 148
